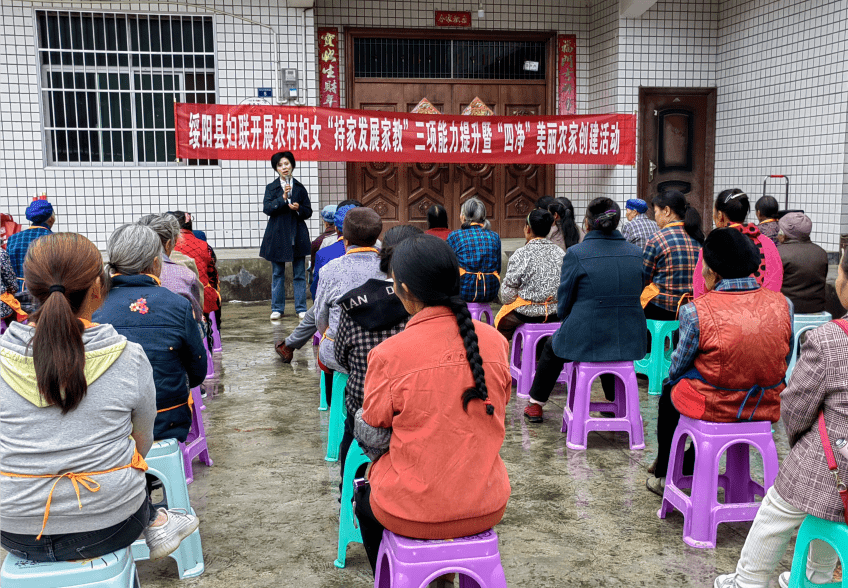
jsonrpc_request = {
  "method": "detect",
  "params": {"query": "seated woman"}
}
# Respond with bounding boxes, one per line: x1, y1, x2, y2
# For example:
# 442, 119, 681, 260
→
523, 198, 646, 423
620, 198, 659, 250
0, 233, 197, 562
547, 197, 583, 251
353, 234, 511, 578
646, 228, 793, 495
138, 213, 204, 323
495, 209, 564, 341
693, 189, 783, 298
713, 249, 848, 588
447, 197, 502, 303
424, 204, 450, 240
777, 212, 828, 314
755, 195, 781, 245
94, 224, 208, 443
334, 225, 420, 484
642, 190, 704, 321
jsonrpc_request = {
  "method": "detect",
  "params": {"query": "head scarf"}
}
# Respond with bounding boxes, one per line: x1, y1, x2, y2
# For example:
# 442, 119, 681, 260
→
26, 200, 54, 224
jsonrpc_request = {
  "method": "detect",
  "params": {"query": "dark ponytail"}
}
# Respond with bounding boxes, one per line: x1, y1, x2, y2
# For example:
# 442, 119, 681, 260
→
654, 190, 705, 245
715, 188, 750, 223
25, 233, 106, 414
585, 197, 621, 234
391, 235, 494, 415
378, 224, 422, 274
555, 197, 581, 247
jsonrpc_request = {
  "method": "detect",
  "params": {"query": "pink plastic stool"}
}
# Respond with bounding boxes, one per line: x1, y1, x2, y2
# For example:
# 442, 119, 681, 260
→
375, 529, 507, 588
658, 415, 779, 548
509, 322, 568, 399
180, 385, 213, 485
467, 302, 494, 326
210, 312, 222, 353
561, 361, 645, 450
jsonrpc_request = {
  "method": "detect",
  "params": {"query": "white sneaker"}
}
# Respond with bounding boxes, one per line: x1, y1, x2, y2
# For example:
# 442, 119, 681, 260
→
270, 311, 282, 321
714, 574, 739, 588
298, 312, 306, 319
143, 508, 200, 561
778, 572, 790, 588
781, 570, 833, 587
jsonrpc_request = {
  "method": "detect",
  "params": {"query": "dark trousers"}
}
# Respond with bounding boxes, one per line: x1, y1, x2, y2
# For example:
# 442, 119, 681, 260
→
324, 370, 334, 408
353, 484, 384, 574
644, 303, 678, 321
528, 339, 616, 403
1, 496, 153, 562
496, 310, 558, 342
338, 413, 366, 495
654, 380, 694, 478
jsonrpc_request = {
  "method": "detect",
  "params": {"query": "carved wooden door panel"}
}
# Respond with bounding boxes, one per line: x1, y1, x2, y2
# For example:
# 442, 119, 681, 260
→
501, 83, 548, 237
452, 85, 502, 233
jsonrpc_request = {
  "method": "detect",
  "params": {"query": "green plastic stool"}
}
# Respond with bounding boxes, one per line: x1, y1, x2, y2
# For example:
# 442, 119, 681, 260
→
325, 372, 349, 462
318, 372, 328, 411
634, 319, 679, 395
335, 440, 370, 568
787, 515, 848, 588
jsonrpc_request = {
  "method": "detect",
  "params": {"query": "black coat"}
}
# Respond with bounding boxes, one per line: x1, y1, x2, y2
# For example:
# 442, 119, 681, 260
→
260, 176, 313, 263
551, 230, 647, 362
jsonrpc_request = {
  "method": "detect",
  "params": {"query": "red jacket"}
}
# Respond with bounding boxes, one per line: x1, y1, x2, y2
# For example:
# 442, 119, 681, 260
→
672, 287, 791, 423
361, 306, 511, 539
174, 229, 219, 315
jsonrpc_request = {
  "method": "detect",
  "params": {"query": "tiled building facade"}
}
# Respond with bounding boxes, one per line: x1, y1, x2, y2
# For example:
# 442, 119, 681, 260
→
2, 0, 846, 251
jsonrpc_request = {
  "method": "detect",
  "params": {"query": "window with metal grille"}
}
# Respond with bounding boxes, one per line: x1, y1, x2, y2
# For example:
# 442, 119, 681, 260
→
36, 10, 217, 166
353, 38, 546, 80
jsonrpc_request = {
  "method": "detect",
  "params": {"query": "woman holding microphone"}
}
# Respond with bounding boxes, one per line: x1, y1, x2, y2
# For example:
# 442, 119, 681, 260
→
260, 151, 313, 320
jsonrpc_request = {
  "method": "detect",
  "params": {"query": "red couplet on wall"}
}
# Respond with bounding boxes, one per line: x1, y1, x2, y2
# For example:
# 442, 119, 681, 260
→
317, 28, 340, 109
558, 34, 577, 115
174, 103, 636, 166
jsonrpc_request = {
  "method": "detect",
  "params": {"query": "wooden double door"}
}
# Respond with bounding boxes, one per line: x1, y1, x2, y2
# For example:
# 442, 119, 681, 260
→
349, 81, 552, 237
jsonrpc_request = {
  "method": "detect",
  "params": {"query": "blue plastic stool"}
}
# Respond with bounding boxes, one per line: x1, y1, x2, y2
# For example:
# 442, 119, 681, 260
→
335, 440, 370, 568
130, 439, 205, 579
325, 372, 349, 462
634, 319, 679, 395
0, 548, 139, 588
787, 515, 848, 588
787, 312, 832, 380
318, 370, 328, 411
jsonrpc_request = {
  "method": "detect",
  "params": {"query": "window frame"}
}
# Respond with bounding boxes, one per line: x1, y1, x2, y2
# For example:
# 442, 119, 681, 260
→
34, 9, 220, 169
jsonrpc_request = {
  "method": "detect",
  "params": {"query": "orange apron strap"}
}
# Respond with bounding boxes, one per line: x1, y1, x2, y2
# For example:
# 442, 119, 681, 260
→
345, 247, 380, 256
459, 268, 501, 300
0, 447, 148, 539
675, 293, 692, 319
157, 401, 188, 414
0, 292, 27, 322
640, 283, 661, 309
494, 296, 556, 329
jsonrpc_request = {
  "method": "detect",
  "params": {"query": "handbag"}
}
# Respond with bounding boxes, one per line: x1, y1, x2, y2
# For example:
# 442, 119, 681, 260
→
817, 410, 848, 525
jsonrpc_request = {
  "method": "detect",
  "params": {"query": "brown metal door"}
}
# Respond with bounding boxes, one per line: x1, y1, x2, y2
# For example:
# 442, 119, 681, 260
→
638, 89, 717, 227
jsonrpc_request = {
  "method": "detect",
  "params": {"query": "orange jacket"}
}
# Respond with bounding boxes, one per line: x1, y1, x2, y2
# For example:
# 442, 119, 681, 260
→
672, 288, 791, 423
361, 306, 511, 539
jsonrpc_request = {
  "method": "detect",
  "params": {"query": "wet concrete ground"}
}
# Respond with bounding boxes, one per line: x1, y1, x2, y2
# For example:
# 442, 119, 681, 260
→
1, 303, 798, 587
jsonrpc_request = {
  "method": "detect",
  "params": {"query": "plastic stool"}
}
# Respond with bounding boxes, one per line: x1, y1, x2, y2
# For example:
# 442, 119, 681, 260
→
561, 361, 645, 450
131, 439, 205, 578
509, 322, 568, 399
210, 312, 222, 353
1, 547, 139, 588
204, 336, 214, 380
374, 529, 507, 588
467, 302, 494, 326
634, 319, 678, 395
318, 369, 329, 411
787, 312, 832, 379
325, 372, 349, 462
335, 440, 370, 568
180, 386, 213, 485
658, 415, 780, 548
788, 515, 848, 588
0, 318, 7, 335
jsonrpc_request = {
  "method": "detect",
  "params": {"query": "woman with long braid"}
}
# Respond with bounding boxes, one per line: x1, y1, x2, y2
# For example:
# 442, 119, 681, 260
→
353, 234, 512, 578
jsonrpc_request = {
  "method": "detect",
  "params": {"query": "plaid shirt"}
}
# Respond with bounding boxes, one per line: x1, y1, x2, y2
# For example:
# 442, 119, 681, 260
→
447, 225, 501, 303
758, 220, 780, 245
621, 214, 659, 250
174, 229, 219, 314
670, 277, 795, 380
0, 248, 17, 319
335, 302, 407, 416
6, 226, 51, 291
642, 223, 700, 312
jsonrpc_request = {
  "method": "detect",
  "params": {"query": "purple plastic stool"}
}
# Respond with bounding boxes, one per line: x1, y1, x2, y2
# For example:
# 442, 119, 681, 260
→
560, 361, 645, 450
375, 529, 507, 588
205, 335, 214, 380
509, 322, 568, 399
658, 415, 779, 548
312, 331, 321, 346
210, 312, 222, 353
0, 318, 6, 336
180, 385, 213, 485
467, 302, 494, 326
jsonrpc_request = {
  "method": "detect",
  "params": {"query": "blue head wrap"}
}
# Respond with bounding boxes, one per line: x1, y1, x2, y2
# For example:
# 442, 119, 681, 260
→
26, 200, 54, 224
334, 205, 355, 231
625, 199, 648, 214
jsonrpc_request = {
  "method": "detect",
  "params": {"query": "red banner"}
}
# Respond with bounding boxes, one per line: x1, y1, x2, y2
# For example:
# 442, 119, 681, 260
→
174, 103, 636, 165
558, 35, 577, 115
435, 11, 472, 27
